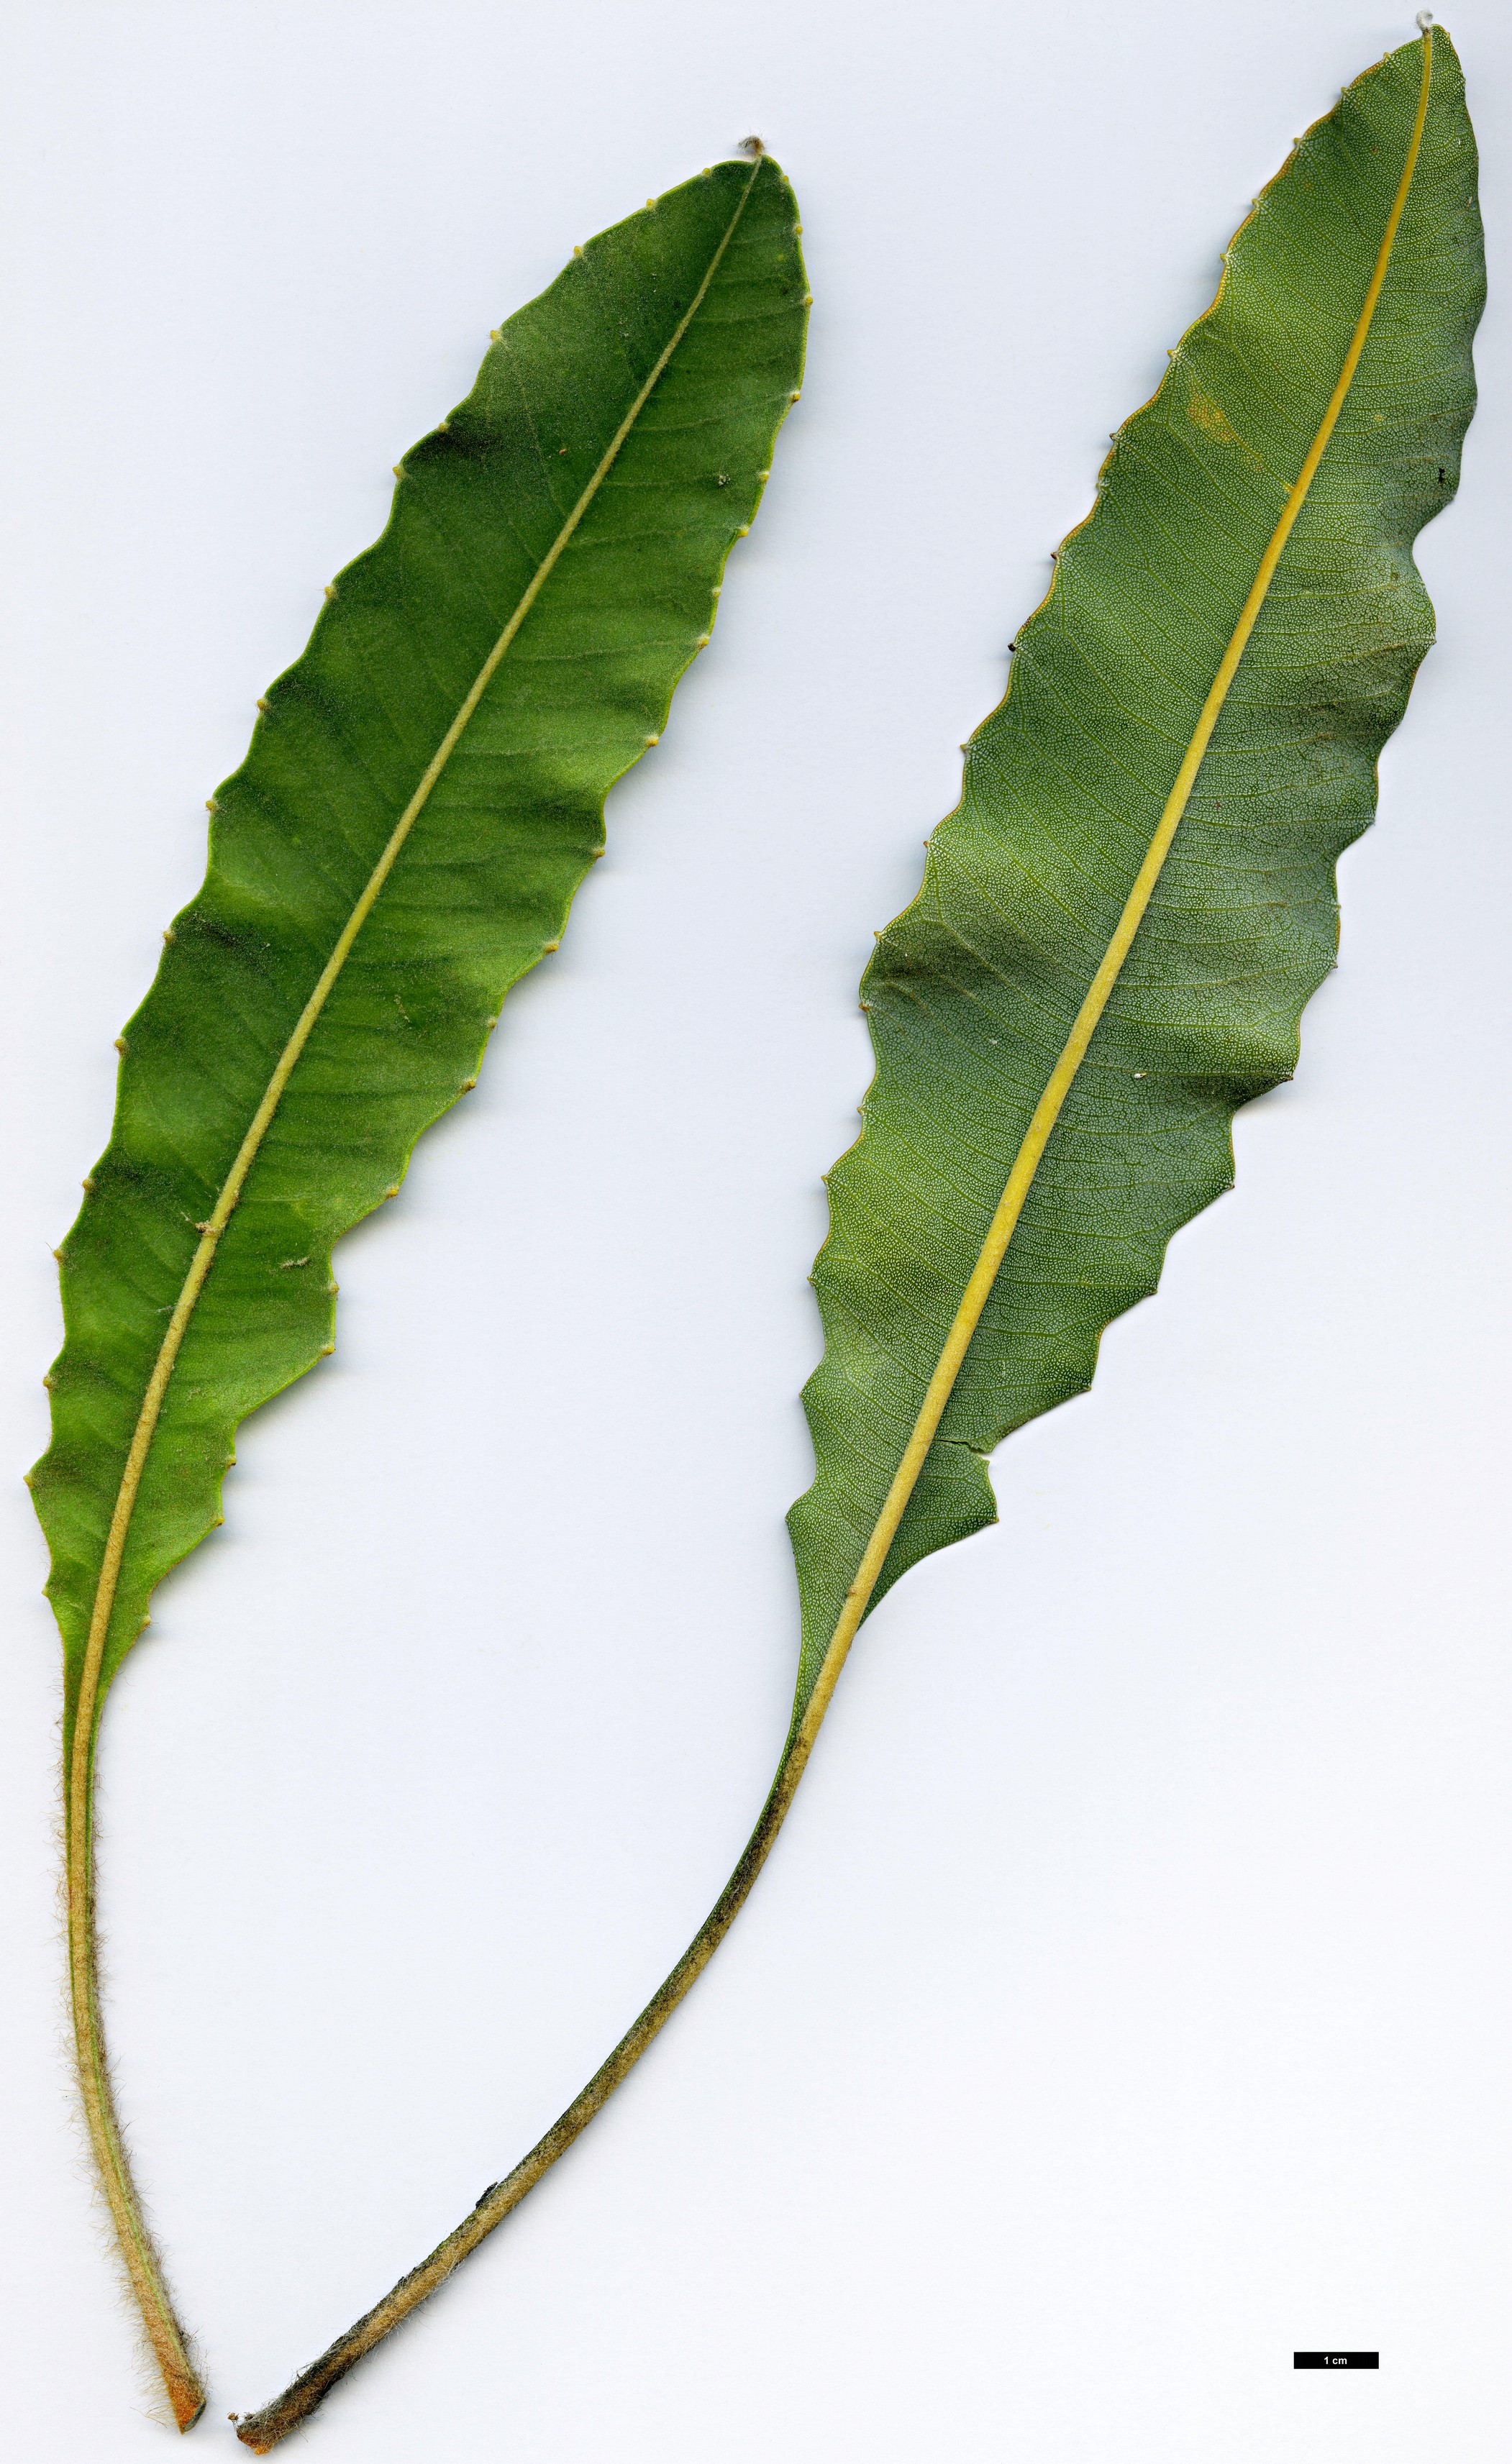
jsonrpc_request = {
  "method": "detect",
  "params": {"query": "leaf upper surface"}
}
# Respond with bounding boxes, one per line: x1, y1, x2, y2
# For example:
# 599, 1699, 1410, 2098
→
35, 157, 807, 1740
788, 32, 1483, 1702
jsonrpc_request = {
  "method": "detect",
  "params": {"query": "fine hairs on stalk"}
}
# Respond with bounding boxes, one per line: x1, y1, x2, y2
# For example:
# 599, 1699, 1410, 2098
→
53, 1764, 202, 2431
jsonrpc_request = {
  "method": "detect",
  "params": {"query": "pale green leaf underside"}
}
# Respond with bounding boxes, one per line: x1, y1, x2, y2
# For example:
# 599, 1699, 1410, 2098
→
788, 32, 1483, 1701
35, 158, 807, 1743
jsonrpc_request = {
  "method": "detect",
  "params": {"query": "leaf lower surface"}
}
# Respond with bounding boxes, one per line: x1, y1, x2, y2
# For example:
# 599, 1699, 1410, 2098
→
34, 155, 807, 1748
787, 32, 1483, 1703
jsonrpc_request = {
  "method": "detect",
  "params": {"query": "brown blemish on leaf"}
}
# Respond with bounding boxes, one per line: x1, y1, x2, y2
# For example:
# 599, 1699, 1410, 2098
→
1185, 380, 1241, 445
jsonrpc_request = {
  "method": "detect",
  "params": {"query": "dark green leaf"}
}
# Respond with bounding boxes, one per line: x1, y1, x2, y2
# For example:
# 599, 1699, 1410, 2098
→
35, 155, 806, 1745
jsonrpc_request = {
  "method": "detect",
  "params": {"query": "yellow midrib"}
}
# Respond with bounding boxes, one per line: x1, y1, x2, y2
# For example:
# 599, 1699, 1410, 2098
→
801, 32, 1434, 1722
66, 158, 762, 1779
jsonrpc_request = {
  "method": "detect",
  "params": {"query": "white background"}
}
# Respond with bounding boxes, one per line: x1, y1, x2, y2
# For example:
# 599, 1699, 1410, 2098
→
1, 2, 1508, 2457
